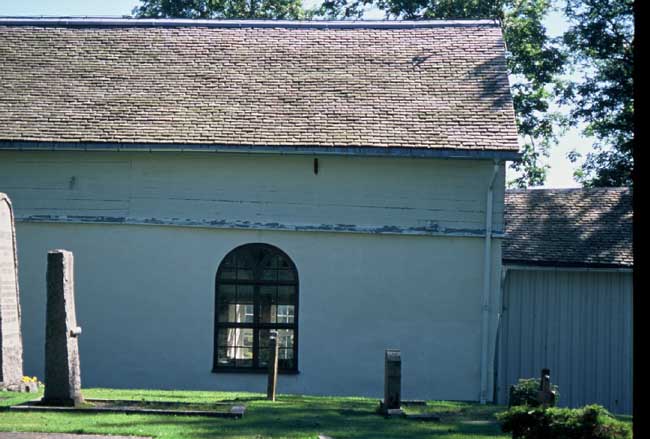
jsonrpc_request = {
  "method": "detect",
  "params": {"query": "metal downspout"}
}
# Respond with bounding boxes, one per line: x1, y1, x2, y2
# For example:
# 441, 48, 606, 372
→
480, 160, 500, 404
492, 265, 510, 403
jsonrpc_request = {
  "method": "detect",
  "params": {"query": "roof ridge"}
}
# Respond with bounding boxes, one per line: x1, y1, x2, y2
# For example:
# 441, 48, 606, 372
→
0, 17, 500, 29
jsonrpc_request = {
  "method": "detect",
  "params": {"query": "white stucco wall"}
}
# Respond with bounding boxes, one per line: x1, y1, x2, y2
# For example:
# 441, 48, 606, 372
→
1, 150, 505, 401
15, 223, 502, 401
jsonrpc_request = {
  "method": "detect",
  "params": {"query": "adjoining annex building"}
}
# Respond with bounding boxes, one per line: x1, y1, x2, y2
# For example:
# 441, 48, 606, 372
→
0, 18, 521, 402
498, 188, 633, 414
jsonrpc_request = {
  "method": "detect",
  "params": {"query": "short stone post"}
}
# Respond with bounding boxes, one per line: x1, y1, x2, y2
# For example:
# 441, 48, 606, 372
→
267, 331, 279, 401
536, 368, 557, 408
0, 193, 24, 389
42, 250, 84, 406
380, 349, 402, 414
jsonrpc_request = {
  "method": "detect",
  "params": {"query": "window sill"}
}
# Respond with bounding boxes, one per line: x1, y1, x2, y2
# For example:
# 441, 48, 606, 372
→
211, 367, 300, 375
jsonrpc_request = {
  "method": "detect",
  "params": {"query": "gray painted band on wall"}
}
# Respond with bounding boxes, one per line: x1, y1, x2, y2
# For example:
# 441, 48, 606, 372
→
16, 214, 507, 239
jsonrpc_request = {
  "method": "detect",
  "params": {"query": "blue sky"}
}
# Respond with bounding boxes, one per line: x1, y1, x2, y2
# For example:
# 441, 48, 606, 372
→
0, 0, 592, 188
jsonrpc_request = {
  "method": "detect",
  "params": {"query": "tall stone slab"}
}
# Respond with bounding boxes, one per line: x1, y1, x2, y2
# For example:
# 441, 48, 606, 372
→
42, 250, 84, 406
380, 349, 402, 414
0, 193, 23, 388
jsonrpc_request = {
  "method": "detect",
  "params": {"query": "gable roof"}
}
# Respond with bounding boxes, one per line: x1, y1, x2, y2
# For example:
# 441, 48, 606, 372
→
504, 188, 633, 268
0, 18, 519, 156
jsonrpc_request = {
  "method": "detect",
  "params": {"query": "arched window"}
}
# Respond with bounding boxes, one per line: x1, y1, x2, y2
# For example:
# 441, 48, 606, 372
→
213, 243, 298, 373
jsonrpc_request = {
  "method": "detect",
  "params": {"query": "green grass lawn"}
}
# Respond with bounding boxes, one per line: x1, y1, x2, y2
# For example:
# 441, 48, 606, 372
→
1, 388, 509, 439
0, 388, 634, 439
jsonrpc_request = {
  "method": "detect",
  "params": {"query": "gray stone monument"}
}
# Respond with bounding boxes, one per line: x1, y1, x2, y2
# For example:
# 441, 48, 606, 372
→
0, 193, 24, 389
380, 349, 402, 415
536, 368, 557, 408
42, 250, 84, 406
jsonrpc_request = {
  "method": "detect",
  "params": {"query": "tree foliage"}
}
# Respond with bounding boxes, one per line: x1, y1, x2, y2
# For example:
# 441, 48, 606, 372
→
561, 0, 633, 187
133, 0, 308, 20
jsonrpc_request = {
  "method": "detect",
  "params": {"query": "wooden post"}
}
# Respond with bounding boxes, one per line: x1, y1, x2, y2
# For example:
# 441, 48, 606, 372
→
267, 333, 279, 401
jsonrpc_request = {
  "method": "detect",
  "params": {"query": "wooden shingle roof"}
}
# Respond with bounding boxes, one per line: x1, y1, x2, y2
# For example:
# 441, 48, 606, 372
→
0, 19, 519, 153
504, 188, 633, 268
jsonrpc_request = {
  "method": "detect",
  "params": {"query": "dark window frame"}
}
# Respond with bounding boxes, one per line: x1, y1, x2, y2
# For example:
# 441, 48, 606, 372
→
212, 243, 299, 374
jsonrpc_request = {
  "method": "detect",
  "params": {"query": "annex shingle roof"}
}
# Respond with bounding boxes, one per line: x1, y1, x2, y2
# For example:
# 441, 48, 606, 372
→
504, 188, 633, 268
0, 19, 519, 152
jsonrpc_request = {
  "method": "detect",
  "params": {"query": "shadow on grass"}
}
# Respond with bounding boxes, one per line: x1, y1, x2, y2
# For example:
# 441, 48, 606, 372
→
87, 402, 506, 439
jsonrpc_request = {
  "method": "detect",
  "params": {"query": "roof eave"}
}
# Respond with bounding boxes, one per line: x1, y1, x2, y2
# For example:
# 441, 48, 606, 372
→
503, 259, 633, 270
0, 141, 522, 161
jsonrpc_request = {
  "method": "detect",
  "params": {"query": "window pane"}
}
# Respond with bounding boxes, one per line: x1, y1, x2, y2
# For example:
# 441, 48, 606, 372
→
277, 329, 294, 350
259, 348, 270, 368
261, 269, 277, 281
217, 328, 253, 367
237, 268, 254, 280
216, 347, 235, 366
216, 285, 236, 322
258, 329, 272, 368
258, 329, 294, 368
278, 269, 295, 281
279, 348, 294, 360
221, 304, 250, 323
235, 347, 253, 367
219, 327, 253, 349
278, 356, 294, 369
277, 305, 294, 324
221, 255, 236, 268
277, 286, 295, 304
259, 286, 277, 324
237, 285, 254, 304
219, 269, 236, 280
265, 255, 280, 269
218, 285, 254, 323
258, 329, 274, 350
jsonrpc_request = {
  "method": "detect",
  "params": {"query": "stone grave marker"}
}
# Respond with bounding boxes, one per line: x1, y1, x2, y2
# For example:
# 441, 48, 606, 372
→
536, 368, 557, 407
42, 249, 84, 406
0, 193, 24, 389
379, 349, 402, 415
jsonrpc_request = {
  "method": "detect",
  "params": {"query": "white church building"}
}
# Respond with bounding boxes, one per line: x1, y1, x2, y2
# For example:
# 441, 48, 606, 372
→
0, 18, 520, 402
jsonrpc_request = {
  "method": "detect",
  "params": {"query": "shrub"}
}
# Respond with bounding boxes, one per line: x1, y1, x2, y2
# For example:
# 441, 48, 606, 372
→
497, 404, 631, 439
509, 377, 559, 407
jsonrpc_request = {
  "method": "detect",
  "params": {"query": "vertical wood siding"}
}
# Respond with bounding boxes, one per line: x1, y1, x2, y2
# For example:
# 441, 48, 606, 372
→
497, 268, 633, 414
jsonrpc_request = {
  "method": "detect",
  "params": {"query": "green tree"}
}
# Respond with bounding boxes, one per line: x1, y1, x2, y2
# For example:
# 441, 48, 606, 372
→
317, 0, 567, 188
133, 0, 308, 19
561, 0, 633, 187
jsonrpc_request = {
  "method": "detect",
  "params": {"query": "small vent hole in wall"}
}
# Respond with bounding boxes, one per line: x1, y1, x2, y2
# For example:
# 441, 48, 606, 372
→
313, 158, 319, 175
